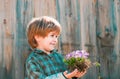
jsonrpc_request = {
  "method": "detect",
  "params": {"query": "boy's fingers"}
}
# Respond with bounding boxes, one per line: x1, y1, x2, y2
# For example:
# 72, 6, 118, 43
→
67, 69, 78, 77
63, 69, 78, 78
63, 71, 68, 75
75, 70, 87, 77
72, 69, 78, 74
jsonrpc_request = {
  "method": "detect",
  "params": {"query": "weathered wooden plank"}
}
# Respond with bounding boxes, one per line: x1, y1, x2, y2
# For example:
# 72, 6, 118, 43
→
96, 0, 120, 79
0, 0, 5, 78
0, 0, 4, 65
34, 0, 56, 18
14, 0, 33, 79
79, 0, 98, 79
0, 0, 16, 79
57, 0, 82, 54
0, 0, 120, 79
110, 0, 120, 79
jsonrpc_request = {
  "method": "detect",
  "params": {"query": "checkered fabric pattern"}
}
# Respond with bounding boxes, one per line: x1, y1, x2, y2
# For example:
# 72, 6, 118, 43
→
25, 49, 67, 79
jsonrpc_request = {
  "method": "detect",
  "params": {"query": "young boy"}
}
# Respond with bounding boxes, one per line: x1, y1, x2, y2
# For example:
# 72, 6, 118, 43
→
25, 16, 86, 79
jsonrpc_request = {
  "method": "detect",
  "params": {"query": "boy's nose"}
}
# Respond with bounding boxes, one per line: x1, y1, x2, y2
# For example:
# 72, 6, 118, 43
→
54, 38, 58, 42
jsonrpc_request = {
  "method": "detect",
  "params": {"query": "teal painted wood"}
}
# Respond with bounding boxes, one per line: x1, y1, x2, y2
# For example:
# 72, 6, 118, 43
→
15, 0, 25, 79
57, 0, 82, 54
96, 0, 120, 79
15, 0, 33, 79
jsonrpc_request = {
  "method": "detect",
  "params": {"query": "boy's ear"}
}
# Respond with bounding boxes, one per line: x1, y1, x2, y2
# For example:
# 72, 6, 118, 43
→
34, 35, 39, 41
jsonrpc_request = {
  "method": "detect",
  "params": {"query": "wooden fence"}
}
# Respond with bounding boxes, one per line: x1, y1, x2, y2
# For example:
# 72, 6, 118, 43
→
0, 0, 120, 79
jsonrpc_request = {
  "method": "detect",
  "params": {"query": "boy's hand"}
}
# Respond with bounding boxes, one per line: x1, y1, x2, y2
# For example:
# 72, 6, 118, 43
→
74, 70, 86, 78
63, 69, 78, 79
63, 69, 87, 79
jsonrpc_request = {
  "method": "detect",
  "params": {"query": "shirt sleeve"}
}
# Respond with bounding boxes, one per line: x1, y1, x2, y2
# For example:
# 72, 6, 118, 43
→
45, 72, 67, 79
25, 60, 46, 79
25, 59, 67, 79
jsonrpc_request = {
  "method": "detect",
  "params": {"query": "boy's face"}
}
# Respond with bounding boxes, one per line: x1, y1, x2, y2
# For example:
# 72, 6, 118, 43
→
35, 31, 59, 53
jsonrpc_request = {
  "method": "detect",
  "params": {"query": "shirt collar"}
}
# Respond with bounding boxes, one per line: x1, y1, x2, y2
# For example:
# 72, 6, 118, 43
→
33, 48, 58, 54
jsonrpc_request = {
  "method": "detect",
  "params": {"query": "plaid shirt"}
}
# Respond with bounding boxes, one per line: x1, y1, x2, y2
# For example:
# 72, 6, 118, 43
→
25, 49, 67, 79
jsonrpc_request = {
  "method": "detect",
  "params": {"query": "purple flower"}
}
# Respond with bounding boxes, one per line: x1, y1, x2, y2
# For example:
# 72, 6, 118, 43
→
66, 53, 73, 59
64, 50, 92, 72
65, 50, 89, 59
78, 50, 89, 58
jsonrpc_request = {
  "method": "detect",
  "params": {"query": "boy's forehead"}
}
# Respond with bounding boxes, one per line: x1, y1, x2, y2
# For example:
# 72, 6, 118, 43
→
49, 31, 60, 35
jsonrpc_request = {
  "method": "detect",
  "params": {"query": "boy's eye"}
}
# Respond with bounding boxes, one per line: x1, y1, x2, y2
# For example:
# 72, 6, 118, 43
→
55, 36, 58, 38
50, 35, 54, 37
50, 34, 59, 38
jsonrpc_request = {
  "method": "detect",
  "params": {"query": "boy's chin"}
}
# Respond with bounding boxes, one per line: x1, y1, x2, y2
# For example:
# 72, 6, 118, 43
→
50, 48, 55, 51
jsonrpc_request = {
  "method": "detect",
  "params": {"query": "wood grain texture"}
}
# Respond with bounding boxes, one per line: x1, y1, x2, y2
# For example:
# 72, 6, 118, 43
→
0, 0, 120, 79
